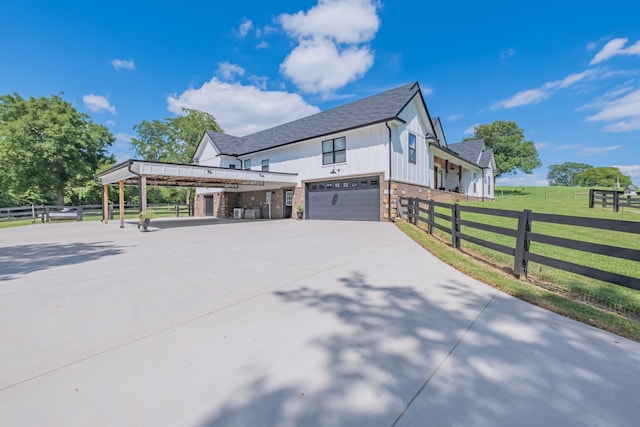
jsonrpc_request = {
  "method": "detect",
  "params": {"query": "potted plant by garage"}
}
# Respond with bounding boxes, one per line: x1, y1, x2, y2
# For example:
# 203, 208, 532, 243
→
138, 210, 152, 232
296, 204, 304, 220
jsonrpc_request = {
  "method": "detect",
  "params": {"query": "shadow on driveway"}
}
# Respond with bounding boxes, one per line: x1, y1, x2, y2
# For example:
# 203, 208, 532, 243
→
0, 242, 124, 281
201, 271, 635, 427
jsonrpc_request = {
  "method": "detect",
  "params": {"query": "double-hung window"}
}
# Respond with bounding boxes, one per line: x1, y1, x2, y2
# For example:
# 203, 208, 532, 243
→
244, 159, 251, 170
408, 133, 416, 163
261, 159, 269, 172
322, 136, 346, 165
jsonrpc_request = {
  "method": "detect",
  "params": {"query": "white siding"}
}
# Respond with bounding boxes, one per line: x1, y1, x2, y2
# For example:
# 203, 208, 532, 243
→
238, 124, 390, 185
391, 96, 435, 187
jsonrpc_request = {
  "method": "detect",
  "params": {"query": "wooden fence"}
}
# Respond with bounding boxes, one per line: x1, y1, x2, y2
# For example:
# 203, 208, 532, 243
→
589, 189, 640, 212
0, 203, 192, 223
400, 197, 640, 290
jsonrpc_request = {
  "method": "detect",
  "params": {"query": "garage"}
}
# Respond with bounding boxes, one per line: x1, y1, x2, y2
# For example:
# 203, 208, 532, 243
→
306, 176, 380, 221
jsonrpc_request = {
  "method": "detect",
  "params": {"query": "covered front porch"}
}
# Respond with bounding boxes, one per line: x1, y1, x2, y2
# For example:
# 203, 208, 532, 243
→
430, 146, 481, 196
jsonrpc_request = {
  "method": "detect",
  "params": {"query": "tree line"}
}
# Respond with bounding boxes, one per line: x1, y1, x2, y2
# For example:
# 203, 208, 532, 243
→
0, 93, 221, 208
547, 162, 632, 188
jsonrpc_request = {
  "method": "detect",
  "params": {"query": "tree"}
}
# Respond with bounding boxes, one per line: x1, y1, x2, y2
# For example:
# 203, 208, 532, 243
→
0, 93, 114, 206
467, 121, 541, 177
547, 162, 593, 186
131, 108, 223, 163
130, 108, 223, 206
572, 167, 631, 188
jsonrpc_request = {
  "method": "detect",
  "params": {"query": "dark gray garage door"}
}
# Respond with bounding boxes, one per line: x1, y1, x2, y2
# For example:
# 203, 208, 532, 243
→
306, 176, 380, 221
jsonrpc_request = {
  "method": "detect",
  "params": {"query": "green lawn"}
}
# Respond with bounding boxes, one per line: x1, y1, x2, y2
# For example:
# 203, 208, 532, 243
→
419, 186, 640, 320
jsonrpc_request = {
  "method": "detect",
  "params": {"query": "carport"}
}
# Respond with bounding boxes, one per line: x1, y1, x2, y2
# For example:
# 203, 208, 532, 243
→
95, 160, 298, 227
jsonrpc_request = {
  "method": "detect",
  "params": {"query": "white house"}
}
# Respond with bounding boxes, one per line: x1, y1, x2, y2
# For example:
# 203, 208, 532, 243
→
96, 82, 496, 223
191, 82, 495, 221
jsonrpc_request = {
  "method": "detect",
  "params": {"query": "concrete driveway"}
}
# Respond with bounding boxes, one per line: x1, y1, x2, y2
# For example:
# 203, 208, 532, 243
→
1, 219, 639, 426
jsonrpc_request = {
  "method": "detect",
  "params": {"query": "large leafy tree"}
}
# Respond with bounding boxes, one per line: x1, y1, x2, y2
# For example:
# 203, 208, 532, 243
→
0, 93, 114, 206
467, 121, 541, 177
573, 167, 631, 188
131, 108, 222, 163
547, 162, 593, 186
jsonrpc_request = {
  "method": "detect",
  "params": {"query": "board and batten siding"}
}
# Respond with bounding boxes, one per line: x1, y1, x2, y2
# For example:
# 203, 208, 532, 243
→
391, 96, 435, 188
238, 124, 390, 185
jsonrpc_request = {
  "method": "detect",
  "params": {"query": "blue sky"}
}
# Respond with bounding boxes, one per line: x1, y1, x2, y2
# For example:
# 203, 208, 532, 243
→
2, 0, 639, 185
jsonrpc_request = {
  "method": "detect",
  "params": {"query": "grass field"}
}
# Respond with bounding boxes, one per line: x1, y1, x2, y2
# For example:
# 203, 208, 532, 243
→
423, 186, 640, 321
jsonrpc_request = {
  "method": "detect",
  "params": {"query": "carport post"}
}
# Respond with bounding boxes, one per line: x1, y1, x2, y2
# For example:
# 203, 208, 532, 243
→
119, 180, 125, 228
139, 175, 147, 212
102, 184, 109, 224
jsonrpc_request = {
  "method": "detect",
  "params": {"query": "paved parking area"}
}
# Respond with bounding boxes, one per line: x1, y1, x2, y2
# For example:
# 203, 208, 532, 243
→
1, 219, 639, 426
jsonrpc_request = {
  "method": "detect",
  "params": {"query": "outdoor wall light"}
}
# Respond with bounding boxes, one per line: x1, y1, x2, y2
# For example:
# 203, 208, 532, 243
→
330, 167, 340, 174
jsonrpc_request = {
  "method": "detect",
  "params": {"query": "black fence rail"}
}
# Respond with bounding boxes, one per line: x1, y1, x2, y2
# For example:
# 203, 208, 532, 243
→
0, 203, 192, 223
401, 197, 640, 290
589, 189, 640, 212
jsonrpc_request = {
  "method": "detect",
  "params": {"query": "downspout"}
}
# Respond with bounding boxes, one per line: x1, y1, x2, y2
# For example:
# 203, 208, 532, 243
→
385, 122, 393, 220
127, 161, 142, 212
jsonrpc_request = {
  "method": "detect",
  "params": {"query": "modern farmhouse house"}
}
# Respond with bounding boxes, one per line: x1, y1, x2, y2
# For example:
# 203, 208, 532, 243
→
191, 82, 495, 221
96, 81, 495, 223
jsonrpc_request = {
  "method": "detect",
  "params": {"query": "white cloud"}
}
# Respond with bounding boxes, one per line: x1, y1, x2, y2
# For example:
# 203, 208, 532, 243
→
585, 88, 640, 131
535, 142, 550, 150
279, 0, 379, 44
217, 62, 245, 81
279, 0, 380, 94
112, 59, 136, 70
463, 123, 478, 135
554, 144, 581, 150
256, 41, 269, 49
447, 114, 463, 122
615, 164, 640, 183
281, 39, 373, 95
603, 117, 640, 132
167, 77, 321, 136
586, 89, 640, 121
82, 94, 116, 114
500, 48, 516, 60
238, 17, 253, 37
491, 88, 549, 110
590, 38, 640, 64
105, 120, 116, 126
495, 172, 549, 187
580, 145, 624, 155
491, 69, 598, 110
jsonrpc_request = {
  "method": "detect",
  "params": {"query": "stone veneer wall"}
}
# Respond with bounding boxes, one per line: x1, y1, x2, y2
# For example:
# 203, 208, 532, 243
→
382, 180, 486, 221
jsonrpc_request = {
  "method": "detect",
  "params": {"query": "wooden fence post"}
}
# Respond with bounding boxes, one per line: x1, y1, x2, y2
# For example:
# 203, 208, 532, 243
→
412, 198, 418, 225
589, 189, 594, 208
428, 199, 434, 234
451, 203, 461, 249
613, 191, 619, 213
514, 209, 532, 278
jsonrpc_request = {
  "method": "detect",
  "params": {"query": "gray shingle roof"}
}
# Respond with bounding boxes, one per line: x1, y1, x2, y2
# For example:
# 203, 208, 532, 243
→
448, 139, 493, 168
207, 82, 422, 156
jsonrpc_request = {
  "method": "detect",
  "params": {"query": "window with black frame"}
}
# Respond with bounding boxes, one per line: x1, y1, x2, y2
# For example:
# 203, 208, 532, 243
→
322, 136, 346, 165
408, 133, 416, 163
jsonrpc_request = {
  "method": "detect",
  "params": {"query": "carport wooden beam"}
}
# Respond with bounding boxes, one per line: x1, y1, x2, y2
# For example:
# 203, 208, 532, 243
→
119, 180, 125, 228
102, 184, 109, 224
